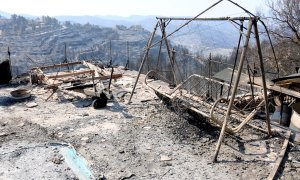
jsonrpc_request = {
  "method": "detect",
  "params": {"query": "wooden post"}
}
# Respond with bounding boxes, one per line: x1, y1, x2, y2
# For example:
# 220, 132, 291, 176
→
212, 19, 253, 162
253, 19, 272, 135
128, 22, 159, 103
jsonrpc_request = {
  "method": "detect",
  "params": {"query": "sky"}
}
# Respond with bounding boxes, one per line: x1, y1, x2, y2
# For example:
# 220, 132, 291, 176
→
0, 0, 267, 17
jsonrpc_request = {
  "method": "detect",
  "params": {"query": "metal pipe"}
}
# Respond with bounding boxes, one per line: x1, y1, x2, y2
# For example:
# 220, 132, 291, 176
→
155, 34, 163, 71
212, 19, 253, 162
108, 67, 114, 94
228, 21, 244, 99
149, 0, 224, 49
156, 16, 254, 21
160, 20, 178, 85
128, 22, 159, 103
253, 19, 272, 135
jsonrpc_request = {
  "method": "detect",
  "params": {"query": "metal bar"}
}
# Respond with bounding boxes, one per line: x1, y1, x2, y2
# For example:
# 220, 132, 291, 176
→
208, 53, 212, 97
64, 43, 70, 71
109, 40, 112, 66
108, 67, 114, 93
149, 0, 224, 49
246, 63, 255, 100
126, 41, 129, 69
156, 16, 254, 21
155, 34, 163, 71
7, 46, 12, 77
228, 22, 244, 99
259, 20, 280, 77
212, 19, 253, 162
128, 22, 159, 103
92, 73, 96, 96
160, 20, 178, 85
253, 19, 272, 135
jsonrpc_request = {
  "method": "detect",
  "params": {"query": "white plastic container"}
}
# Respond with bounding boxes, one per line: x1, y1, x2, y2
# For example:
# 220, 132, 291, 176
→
290, 103, 300, 133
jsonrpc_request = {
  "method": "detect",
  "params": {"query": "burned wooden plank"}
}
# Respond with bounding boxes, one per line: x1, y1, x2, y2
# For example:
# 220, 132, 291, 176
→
267, 131, 291, 180
32, 61, 83, 70
46, 70, 95, 79
62, 74, 122, 83
82, 61, 103, 77
253, 77, 300, 99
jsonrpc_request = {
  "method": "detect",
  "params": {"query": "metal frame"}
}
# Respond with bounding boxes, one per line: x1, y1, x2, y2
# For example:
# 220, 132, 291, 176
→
128, 0, 273, 162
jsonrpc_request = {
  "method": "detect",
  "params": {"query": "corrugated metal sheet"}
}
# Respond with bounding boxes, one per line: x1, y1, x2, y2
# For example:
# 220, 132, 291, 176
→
213, 67, 249, 85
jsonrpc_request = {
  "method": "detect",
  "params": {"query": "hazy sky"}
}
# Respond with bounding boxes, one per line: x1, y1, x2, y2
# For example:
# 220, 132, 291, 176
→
0, 0, 267, 17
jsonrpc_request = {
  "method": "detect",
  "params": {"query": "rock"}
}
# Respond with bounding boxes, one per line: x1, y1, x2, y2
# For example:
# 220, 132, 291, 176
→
51, 155, 64, 164
200, 137, 210, 143
161, 162, 172, 167
81, 137, 89, 141
122, 111, 132, 118
57, 132, 64, 138
82, 113, 89, 117
0, 132, 7, 137
1, 122, 8, 126
99, 175, 107, 180
143, 126, 151, 130
17, 122, 25, 127
160, 155, 172, 161
119, 149, 125, 154
119, 173, 135, 180
26, 102, 38, 108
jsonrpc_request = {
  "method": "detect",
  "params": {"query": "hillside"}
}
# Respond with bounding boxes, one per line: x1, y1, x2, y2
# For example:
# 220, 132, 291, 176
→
55, 15, 238, 54
0, 15, 154, 74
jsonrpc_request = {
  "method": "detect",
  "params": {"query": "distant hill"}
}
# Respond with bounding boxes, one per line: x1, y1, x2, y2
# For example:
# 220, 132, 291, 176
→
0, 11, 240, 78
0, 9, 238, 55
55, 15, 238, 54
0, 14, 158, 74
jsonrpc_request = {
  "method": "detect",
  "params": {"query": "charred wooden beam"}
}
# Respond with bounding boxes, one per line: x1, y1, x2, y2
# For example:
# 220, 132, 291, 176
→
46, 69, 95, 79
63, 74, 122, 83
267, 131, 291, 180
32, 61, 83, 70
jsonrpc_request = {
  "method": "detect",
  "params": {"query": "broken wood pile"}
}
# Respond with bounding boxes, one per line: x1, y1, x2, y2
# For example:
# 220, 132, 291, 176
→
29, 60, 123, 107
30, 61, 122, 87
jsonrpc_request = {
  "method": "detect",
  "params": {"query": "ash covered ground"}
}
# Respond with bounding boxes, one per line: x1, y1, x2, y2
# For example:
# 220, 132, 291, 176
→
0, 69, 300, 179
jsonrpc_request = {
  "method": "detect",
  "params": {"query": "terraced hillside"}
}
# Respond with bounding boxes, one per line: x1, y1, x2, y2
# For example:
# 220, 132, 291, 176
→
0, 15, 154, 74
